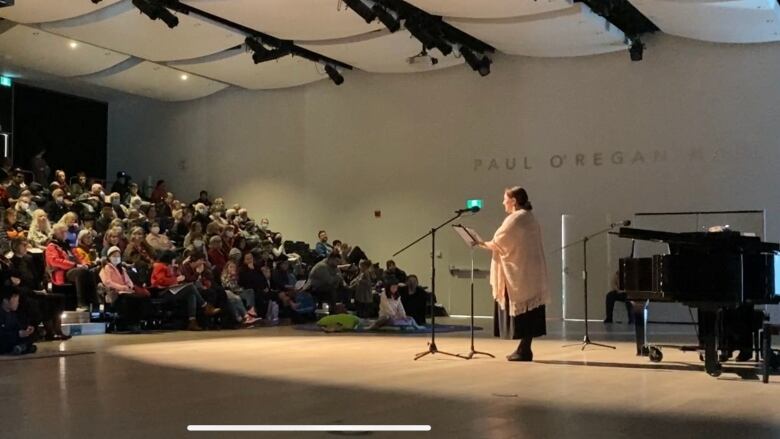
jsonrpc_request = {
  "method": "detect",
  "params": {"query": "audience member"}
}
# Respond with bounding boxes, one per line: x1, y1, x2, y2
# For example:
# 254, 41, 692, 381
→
350, 259, 374, 318
221, 260, 259, 326
0, 288, 37, 355
368, 279, 422, 330
70, 172, 88, 199
315, 230, 332, 258
99, 246, 151, 332
45, 223, 98, 311
399, 274, 427, 326
146, 222, 174, 252
307, 252, 347, 309
150, 251, 220, 331
27, 209, 51, 249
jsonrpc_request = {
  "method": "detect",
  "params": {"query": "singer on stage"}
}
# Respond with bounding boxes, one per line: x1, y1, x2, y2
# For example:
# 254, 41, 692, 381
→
477, 186, 550, 361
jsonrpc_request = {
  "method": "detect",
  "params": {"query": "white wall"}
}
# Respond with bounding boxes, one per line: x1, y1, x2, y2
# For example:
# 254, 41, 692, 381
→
107, 34, 780, 320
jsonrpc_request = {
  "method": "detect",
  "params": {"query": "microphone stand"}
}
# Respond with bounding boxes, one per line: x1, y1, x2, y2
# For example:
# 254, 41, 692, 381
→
394, 211, 466, 361
561, 224, 621, 351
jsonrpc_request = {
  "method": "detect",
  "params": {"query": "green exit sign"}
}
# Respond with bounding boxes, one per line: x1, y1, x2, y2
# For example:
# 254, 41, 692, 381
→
466, 199, 483, 209
0, 76, 11, 87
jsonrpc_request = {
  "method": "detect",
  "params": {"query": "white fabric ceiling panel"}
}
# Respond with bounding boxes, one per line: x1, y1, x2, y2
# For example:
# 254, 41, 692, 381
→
447, 4, 627, 57
84, 61, 228, 101
629, 0, 780, 43
408, 0, 573, 19
42, 1, 245, 62
300, 30, 462, 73
184, 0, 384, 41
0, 25, 129, 77
172, 49, 325, 89
0, 0, 122, 24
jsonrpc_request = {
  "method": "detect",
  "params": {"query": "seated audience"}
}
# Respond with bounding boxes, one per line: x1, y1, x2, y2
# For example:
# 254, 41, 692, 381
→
314, 230, 332, 258
70, 172, 88, 199
57, 212, 80, 248
27, 209, 51, 249
95, 205, 115, 235
307, 252, 347, 309
124, 227, 156, 284
179, 252, 225, 312
73, 230, 98, 267
45, 223, 98, 311
221, 260, 259, 326
109, 192, 127, 219
99, 246, 152, 332
399, 274, 427, 326
384, 260, 407, 284
0, 288, 37, 355
14, 197, 33, 229
368, 280, 422, 330
207, 235, 228, 274
146, 222, 174, 252
149, 180, 167, 204
9, 238, 69, 340
101, 228, 126, 258
44, 188, 70, 221
4, 208, 26, 240
150, 251, 220, 331
7, 169, 27, 203
191, 190, 212, 207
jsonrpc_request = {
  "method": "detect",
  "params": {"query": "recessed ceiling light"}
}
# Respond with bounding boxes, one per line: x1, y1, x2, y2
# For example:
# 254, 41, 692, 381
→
69, 41, 79, 49
180, 74, 188, 81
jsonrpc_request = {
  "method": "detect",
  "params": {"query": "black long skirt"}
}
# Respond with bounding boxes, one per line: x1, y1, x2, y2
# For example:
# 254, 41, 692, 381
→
494, 292, 546, 340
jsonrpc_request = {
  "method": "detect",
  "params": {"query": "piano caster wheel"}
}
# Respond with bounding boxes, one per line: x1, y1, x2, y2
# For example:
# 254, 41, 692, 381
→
649, 347, 663, 363
706, 364, 722, 377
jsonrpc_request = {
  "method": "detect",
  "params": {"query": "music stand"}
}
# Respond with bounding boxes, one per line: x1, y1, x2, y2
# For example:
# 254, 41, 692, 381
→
394, 212, 464, 361
561, 225, 617, 351
452, 224, 494, 360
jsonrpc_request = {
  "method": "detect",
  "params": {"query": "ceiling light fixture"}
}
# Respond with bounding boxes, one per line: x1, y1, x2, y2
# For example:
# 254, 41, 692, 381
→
342, 0, 376, 23
459, 46, 491, 77
372, 4, 400, 33
245, 37, 289, 64
629, 38, 644, 61
69, 41, 79, 49
324, 64, 344, 86
132, 0, 179, 29
180, 74, 188, 80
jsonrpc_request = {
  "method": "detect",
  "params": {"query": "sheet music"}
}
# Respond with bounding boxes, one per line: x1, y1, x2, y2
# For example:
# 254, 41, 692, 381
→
453, 224, 483, 246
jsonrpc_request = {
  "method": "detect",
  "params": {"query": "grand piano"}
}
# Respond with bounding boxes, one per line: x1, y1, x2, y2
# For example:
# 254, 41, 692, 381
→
617, 227, 780, 376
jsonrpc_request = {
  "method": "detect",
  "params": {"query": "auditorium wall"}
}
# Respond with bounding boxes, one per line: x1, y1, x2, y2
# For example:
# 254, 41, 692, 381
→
107, 34, 780, 320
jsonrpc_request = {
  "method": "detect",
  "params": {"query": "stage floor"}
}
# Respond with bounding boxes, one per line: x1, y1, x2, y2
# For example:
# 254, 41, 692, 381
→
1, 319, 778, 438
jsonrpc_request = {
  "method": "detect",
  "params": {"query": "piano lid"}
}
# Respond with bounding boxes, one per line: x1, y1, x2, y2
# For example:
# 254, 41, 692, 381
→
617, 227, 780, 253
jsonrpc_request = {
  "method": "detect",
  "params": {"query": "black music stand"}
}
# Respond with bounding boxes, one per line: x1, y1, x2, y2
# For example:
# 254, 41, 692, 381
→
561, 225, 617, 351
452, 224, 494, 360
394, 212, 464, 361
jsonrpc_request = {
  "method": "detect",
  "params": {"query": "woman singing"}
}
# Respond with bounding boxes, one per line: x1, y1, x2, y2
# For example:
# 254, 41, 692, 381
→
477, 186, 550, 361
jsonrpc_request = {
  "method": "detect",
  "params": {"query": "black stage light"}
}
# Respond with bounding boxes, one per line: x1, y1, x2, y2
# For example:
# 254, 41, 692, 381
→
0, 0, 14, 6
132, 0, 179, 29
245, 37, 286, 64
460, 46, 491, 76
343, 0, 376, 23
91, 0, 102, 4
372, 5, 400, 33
324, 65, 344, 86
629, 39, 644, 61
405, 21, 435, 50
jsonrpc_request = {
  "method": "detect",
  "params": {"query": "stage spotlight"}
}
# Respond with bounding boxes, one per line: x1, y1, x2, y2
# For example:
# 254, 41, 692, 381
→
372, 5, 400, 33
343, 0, 376, 23
132, 0, 179, 29
629, 39, 644, 61
245, 37, 287, 64
324, 64, 344, 86
91, 0, 102, 4
405, 21, 435, 50
460, 46, 491, 77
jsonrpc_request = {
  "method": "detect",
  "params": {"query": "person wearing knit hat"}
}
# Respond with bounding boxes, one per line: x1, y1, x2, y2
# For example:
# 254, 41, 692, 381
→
99, 246, 151, 332
228, 247, 242, 264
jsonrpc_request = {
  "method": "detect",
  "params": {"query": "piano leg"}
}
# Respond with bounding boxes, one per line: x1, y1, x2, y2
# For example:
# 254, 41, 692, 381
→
699, 309, 722, 377
632, 300, 649, 356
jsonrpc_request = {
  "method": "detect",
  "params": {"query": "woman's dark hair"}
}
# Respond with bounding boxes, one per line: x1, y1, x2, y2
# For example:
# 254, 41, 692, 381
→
155, 180, 165, 187
505, 186, 533, 211
158, 250, 177, 264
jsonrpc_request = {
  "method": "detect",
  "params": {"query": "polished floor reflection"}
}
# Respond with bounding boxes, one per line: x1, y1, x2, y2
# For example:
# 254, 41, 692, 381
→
0, 319, 778, 438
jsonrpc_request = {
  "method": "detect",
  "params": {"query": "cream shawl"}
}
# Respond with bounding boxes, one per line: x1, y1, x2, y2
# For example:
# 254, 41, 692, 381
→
486, 209, 550, 316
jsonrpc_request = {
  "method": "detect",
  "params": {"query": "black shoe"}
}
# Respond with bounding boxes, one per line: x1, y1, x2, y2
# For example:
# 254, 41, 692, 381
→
507, 351, 533, 362
603, 318, 613, 324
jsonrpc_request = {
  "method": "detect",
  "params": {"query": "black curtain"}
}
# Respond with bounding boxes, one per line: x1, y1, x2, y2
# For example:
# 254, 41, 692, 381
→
12, 83, 107, 181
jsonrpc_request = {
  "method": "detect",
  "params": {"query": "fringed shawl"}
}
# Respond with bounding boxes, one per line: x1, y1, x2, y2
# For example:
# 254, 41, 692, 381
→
486, 210, 550, 316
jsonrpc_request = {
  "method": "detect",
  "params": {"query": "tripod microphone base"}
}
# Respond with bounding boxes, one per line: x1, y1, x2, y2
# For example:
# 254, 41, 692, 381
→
457, 350, 495, 360
563, 335, 616, 351
414, 342, 461, 361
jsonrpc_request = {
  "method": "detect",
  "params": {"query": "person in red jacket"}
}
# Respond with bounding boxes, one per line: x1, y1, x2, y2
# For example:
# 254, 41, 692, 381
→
45, 223, 98, 311
151, 251, 220, 331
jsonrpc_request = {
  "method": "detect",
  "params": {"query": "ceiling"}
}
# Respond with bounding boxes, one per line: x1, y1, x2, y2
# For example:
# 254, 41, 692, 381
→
0, 0, 778, 101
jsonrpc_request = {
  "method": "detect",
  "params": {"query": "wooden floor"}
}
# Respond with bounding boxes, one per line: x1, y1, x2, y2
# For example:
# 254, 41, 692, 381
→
0, 319, 778, 439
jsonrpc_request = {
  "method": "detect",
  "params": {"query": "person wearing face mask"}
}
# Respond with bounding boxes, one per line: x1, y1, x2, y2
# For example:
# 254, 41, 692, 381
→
99, 246, 152, 333
44, 188, 69, 224
14, 197, 33, 230
124, 227, 156, 285
192, 203, 210, 230
145, 222, 173, 252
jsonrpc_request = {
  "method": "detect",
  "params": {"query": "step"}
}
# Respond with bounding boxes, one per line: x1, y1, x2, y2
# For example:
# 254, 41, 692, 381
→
61, 311, 91, 325
62, 322, 106, 336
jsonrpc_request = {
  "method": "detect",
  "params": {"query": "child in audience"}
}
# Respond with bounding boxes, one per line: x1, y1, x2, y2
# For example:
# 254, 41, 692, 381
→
0, 288, 37, 355
368, 280, 422, 331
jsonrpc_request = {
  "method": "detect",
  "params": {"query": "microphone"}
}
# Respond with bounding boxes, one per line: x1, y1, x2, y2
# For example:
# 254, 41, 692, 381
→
611, 220, 631, 228
455, 206, 481, 214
